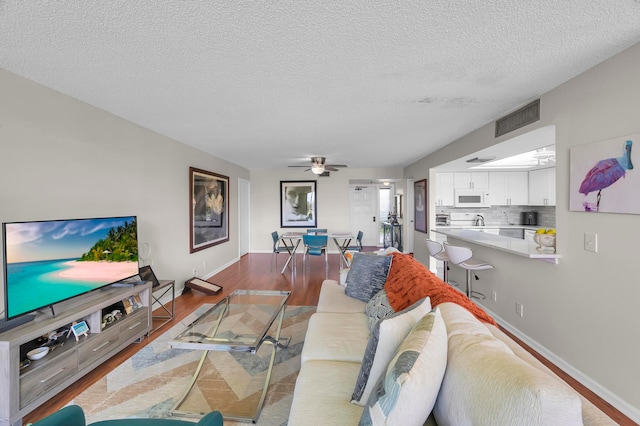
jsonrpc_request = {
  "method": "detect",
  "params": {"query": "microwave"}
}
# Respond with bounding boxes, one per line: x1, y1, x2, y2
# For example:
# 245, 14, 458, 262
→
454, 189, 490, 208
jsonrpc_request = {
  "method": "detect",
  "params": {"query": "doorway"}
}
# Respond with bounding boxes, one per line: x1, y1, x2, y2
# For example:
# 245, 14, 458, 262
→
348, 185, 380, 247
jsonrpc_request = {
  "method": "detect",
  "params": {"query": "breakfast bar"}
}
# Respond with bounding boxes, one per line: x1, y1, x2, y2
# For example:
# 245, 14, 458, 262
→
432, 228, 560, 264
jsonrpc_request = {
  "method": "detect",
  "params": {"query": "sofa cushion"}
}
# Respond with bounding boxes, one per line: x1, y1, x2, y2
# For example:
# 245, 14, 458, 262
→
352, 296, 432, 406
301, 312, 369, 365
384, 252, 496, 325
317, 280, 368, 314
433, 302, 583, 426
345, 252, 392, 302
364, 289, 395, 332
360, 308, 448, 426
289, 360, 365, 426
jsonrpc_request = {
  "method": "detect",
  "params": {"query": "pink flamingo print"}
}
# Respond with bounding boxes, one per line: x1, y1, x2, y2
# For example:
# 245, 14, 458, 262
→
579, 140, 633, 211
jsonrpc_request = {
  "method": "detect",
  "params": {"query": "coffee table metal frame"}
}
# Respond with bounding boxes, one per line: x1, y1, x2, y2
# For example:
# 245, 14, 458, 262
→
168, 289, 291, 423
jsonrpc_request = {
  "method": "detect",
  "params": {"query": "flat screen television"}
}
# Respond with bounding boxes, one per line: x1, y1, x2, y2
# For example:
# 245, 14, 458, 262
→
2, 216, 139, 323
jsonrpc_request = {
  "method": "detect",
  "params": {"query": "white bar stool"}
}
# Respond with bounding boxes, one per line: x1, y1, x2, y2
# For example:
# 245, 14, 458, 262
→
443, 242, 493, 300
425, 238, 450, 284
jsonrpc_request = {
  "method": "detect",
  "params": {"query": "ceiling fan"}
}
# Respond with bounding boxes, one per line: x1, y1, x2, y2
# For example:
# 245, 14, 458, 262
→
288, 156, 348, 175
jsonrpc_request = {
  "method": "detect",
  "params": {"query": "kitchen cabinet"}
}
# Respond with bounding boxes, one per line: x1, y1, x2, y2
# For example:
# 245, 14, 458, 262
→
489, 172, 528, 205
529, 168, 556, 206
435, 172, 455, 206
454, 172, 489, 189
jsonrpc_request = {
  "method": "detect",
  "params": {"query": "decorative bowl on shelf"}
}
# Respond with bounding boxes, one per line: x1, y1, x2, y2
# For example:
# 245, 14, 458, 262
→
533, 233, 556, 253
27, 346, 49, 360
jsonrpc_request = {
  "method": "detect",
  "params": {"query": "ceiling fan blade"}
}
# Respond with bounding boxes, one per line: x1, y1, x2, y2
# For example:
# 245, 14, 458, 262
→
324, 166, 340, 172
288, 165, 310, 167
326, 164, 348, 168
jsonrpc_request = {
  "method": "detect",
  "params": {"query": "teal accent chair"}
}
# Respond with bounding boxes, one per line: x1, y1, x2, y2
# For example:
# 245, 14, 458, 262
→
345, 231, 364, 253
30, 405, 223, 426
302, 234, 328, 278
271, 231, 295, 271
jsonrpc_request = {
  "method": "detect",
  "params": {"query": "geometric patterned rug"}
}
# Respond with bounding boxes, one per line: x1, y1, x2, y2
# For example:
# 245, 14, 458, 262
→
71, 304, 315, 425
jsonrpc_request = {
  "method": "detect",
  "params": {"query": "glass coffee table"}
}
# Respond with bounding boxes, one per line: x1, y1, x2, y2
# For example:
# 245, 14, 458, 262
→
168, 290, 291, 423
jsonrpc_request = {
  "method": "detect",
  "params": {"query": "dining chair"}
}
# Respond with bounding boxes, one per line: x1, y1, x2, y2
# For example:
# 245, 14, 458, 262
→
302, 234, 329, 278
271, 231, 295, 272
306, 228, 327, 234
345, 231, 364, 253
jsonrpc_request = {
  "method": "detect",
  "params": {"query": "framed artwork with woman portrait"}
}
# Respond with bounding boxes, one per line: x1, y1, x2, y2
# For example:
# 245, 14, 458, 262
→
190, 167, 229, 252
414, 179, 427, 233
280, 180, 317, 227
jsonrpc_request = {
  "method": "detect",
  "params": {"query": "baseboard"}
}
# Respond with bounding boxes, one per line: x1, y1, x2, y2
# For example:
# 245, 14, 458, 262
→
481, 305, 640, 424
202, 257, 240, 279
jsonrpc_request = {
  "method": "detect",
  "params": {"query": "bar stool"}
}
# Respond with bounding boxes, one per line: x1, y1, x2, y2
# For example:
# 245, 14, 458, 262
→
425, 239, 450, 284
443, 242, 493, 300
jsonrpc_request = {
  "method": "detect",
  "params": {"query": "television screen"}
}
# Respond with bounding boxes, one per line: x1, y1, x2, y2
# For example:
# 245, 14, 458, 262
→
3, 216, 138, 320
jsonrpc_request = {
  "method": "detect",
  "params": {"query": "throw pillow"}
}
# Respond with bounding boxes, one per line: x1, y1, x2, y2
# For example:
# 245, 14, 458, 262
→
345, 252, 392, 302
384, 252, 496, 325
364, 289, 395, 332
359, 308, 448, 426
352, 297, 432, 406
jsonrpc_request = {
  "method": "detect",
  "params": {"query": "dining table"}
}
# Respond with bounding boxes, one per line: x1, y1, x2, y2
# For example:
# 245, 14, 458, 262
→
279, 231, 355, 275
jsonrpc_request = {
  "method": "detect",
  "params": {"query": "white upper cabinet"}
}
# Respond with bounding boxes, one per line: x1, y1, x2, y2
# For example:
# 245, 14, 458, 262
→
453, 172, 489, 189
528, 168, 556, 206
435, 172, 455, 206
489, 172, 529, 205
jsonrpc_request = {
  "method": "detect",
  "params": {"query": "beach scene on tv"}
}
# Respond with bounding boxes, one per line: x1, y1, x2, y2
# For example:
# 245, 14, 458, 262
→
4, 216, 138, 319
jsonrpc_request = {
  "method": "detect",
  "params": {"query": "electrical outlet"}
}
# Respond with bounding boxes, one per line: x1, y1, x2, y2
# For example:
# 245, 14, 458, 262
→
584, 233, 598, 253
193, 269, 198, 277
516, 302, 524, 317
491, 290, 497, 302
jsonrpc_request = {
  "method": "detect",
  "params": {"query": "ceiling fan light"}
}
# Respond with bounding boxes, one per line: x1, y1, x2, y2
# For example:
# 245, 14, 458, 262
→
311, 164, 325, 175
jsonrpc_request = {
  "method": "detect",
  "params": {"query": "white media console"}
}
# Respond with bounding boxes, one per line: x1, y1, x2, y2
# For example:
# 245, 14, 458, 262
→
0, 282, 152, 426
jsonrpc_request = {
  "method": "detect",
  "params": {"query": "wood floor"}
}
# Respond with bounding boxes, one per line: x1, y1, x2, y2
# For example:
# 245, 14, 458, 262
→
25, 252, 635, 425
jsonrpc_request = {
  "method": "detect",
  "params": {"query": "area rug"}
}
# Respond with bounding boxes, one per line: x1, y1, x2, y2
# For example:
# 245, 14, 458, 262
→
71, 304, 315, 425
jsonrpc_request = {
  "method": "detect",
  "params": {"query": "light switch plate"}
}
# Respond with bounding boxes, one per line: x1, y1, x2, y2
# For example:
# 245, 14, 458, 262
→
584, 233, 598, 253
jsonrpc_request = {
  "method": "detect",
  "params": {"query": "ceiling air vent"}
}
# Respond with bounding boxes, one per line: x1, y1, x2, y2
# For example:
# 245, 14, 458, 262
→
495, 99, 540, 138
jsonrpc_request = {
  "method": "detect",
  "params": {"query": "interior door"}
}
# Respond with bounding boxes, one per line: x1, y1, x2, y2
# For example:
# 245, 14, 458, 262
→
349, 185, 379, 247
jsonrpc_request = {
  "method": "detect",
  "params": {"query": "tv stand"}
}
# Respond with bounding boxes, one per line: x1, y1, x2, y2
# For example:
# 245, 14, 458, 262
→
0, 314, 36, 334
0, 283, 152, 426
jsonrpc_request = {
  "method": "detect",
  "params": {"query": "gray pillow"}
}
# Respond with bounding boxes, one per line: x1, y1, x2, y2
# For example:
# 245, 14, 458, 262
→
365, 289, 395, 332
345, 253, 392, 302
351, 297, 432, 406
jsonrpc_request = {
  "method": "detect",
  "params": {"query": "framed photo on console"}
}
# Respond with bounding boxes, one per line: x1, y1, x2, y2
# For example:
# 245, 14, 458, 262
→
139, 265, 160, 288
190, 167, 229, 252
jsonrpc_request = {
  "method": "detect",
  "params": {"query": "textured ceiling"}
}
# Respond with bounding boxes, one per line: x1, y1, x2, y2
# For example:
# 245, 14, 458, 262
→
2, 1, 640, 171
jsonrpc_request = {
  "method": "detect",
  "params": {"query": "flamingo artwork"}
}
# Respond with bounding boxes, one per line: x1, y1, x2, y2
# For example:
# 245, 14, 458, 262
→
579, 140, 633, 211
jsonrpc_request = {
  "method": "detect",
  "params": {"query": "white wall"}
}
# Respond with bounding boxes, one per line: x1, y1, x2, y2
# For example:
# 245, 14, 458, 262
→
405, 42, 640, 421
0, 69, 250, 312
250, 168, 404, 253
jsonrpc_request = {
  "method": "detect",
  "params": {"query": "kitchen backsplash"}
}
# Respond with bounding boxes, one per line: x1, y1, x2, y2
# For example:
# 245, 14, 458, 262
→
435, 205, 556, 227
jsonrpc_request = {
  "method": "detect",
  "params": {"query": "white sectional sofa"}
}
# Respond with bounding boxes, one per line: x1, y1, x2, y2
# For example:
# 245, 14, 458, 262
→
288, 252, 615, 426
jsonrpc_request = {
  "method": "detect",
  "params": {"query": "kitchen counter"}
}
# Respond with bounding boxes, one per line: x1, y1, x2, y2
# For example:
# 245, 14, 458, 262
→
432, 227, 560, 263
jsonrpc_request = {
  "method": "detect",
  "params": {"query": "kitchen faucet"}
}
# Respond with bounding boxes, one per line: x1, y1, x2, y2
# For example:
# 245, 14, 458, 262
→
474, 214, 485, 226
502, 210, 514, 225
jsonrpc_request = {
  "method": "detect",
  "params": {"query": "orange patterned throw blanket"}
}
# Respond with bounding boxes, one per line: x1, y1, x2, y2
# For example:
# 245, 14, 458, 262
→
384, 252, 496, 325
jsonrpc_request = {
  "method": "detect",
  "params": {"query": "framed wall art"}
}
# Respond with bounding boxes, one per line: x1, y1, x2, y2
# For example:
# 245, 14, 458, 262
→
280, 180, 317, 228
569, 133, 638, 214
414, 179, 427, 233
190, 167, 229, 252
